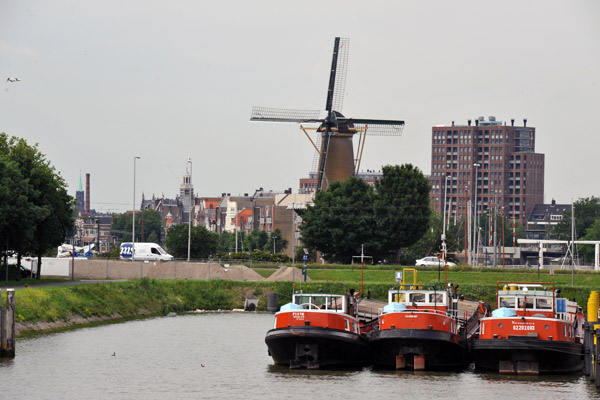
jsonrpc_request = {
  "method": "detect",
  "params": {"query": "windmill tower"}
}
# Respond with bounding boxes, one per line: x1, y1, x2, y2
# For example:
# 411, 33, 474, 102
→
251, 37, 405, 193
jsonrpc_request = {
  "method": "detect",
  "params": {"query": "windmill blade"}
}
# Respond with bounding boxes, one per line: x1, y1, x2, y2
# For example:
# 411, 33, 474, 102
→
316, 127, 332, 192
325, 37, 350, 113
251, 106, 321, 123
338, 118, 405, 136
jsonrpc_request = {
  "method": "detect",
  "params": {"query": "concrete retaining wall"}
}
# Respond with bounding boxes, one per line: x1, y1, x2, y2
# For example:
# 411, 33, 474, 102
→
62, 259, 265, 281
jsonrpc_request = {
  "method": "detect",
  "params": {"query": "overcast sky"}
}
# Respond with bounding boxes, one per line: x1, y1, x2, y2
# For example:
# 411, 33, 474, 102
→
2, 0, 599, 213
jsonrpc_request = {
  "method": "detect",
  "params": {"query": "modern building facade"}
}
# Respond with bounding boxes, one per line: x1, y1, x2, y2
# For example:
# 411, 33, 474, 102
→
429, 116, 544, 225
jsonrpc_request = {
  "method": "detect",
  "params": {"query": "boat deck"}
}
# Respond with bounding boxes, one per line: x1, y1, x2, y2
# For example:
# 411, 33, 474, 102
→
357, 296, 484, 337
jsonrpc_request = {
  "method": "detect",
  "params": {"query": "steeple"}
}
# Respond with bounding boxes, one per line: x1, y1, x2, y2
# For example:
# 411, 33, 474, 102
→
78, 170, 83, 192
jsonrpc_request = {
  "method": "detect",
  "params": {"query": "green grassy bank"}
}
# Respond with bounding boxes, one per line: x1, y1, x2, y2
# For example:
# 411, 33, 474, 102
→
3, 265, 598, 336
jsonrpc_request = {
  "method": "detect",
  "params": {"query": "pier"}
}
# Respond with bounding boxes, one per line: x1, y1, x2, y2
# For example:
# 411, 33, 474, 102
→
1, 288, 15, 358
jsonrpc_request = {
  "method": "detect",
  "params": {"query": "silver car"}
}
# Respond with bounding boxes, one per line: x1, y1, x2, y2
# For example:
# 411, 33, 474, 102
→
415, 256, 456, 267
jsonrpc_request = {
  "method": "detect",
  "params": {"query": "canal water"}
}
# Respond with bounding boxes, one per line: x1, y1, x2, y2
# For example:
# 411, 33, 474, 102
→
0, 313, 597, 399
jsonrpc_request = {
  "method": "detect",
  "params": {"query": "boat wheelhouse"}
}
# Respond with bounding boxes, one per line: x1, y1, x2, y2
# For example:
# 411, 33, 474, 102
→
265, 292, 370, 369
369, 285, 476, 370
472, 282, 585, 374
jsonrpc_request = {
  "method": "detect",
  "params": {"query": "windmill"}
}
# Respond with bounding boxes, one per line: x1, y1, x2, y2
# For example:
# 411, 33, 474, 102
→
250, 37, 405, 193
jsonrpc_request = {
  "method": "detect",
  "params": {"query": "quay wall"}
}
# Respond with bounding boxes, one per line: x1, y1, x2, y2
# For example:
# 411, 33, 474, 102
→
36, 259, 266, 281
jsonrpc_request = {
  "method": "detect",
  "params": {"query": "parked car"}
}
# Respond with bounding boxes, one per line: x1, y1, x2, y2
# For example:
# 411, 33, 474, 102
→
415, 256, 456, 267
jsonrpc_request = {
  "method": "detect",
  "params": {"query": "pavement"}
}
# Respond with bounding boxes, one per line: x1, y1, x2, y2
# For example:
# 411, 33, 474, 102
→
0, 279, 127, 290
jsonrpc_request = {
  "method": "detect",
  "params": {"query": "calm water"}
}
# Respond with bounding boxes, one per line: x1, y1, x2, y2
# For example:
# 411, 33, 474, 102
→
1, 313, 598, 400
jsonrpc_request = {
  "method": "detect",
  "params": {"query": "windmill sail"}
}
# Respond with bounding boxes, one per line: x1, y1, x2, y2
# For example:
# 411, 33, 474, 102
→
250, 36, 404, 195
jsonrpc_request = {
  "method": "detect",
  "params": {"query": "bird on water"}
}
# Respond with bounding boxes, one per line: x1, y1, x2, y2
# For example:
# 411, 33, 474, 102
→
6, 77, 21, 82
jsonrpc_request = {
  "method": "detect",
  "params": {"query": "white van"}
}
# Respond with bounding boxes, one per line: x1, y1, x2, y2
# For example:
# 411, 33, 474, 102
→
119, 242, 174, 261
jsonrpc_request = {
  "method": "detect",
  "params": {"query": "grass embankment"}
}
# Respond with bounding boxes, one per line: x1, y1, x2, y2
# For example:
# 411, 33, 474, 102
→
2, 265, 598, 336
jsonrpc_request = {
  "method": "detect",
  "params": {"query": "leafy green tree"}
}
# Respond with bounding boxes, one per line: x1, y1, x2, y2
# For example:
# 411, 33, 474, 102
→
267, 228, 288, 254
111, 209, 163, 243
374, 164, 431, 261
165, 224, 218, 259
552, 197, 600, 240
245, 230, 269, 252
216, 231, 235, 252
401, 212, 442, 263
0, 133, 74, 278
301, 176, 377, 263
579, 219, 600, 263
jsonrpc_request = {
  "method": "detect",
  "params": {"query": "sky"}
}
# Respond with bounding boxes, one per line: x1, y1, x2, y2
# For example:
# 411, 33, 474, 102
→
1, 0, 599, 213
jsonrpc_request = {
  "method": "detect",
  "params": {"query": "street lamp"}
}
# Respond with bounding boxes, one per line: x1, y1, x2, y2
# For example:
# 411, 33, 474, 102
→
133, 156, 140, 260
442, 174, 450, 286
187, 157, 192, 262
473, 163, 481, 266
273, 235, 277, 254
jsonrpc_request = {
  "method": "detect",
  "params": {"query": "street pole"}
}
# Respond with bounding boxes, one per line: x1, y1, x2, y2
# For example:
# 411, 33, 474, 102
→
133, 156, 140, 260
291, 203, 295, 282
187, 158, 192, 262
442, 175, 449, 286
473, 163, 480, 266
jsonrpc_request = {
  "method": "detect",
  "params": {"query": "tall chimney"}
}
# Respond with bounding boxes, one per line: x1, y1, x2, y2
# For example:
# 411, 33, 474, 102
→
85, 173, 91, 215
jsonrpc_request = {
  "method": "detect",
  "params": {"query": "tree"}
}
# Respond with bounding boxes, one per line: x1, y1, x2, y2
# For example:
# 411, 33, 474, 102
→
374, 164, 431, 261
245, 230, 269, 252
553, 197, 600, 241
0, 133, 74, 279
267, 228, 288, 254
301, 176, 377, 263
111, 209, 163, 243
579, 219, 600, 263
165, 224, 218, 259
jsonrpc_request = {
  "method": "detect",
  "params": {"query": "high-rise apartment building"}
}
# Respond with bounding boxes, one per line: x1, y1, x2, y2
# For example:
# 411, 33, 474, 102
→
429, 116, 544, 225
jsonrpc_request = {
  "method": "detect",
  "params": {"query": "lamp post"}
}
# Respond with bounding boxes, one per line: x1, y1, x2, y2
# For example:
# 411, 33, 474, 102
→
273, 235, 277, 254
442, 175, 450, 285
473, 163, 480, 266
132, 156, 140, 260
187, 157, 192, 262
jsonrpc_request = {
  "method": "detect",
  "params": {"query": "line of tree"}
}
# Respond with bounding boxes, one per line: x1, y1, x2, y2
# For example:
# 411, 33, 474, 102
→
110, 209, 163, 244
0, 133, 74, 279
148, 223, 290, 262
300, 164, 431, 264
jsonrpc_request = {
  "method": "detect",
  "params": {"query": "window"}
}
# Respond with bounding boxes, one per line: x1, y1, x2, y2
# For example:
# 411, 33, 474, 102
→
429, 293, 445, 303
536, 298, 552, 310
499, 296, 515, 308
410, 293, 426, 303
518, 297, 534, 309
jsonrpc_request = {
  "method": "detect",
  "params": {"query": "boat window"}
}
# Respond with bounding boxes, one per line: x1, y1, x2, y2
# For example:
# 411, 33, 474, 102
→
393, 293, 406, 303
345, 319, 350, 331
518, 297, 534, 309
536, 298, 552, 310
429, 293, 444, 303
313, 297, 327, 309
410, 293, 426, 303
499, 296, 515, 308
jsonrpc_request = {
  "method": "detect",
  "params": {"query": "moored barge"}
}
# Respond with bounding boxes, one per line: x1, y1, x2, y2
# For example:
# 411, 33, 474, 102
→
265, 291, 370, 369
472, 282, 585, 374
370, 283, 484, 370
